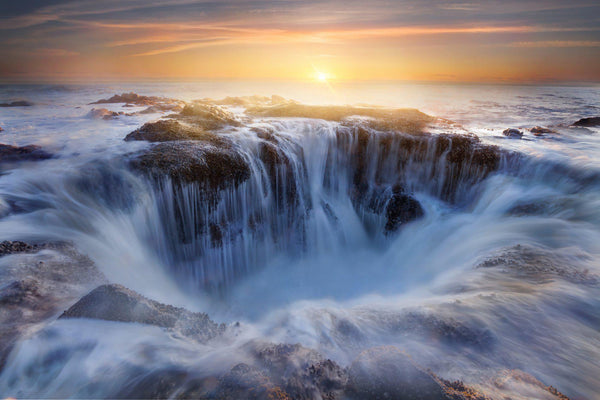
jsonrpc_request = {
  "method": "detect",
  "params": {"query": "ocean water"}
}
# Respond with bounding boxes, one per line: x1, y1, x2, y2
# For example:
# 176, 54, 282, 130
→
0, 81, 599, 399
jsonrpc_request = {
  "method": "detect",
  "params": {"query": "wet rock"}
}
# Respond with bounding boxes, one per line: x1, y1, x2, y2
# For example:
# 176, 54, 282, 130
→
571, 116, 600, 127
491, 370, 570, 400
502, 128, 523, 138
60, 284, 226, 342
215, 363, 291, 400
0, 126, 3, 132
87, 108, 123, 120
90, 92, 176, 106
247, 342, 347, 400
0, 101, 33, 107
129, 141, 250, 189
0, 279, 41, 306
345, 346, 446, 399
435, 378, 491, 400
530, 126, 556, 136
385, 192, 424, 233
0, 243, 105, 372
0, 144, 52, 163
116, 368, 190, 399
197, 95, 289, 108
0, 240, 44, 257
125, 119, 221, 142
477, 244, 598, 286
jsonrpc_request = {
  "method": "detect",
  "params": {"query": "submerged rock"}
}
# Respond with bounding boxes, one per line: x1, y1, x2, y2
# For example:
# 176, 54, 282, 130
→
60, 284, 226, 342
87, 108, 123, 120
346, 346, 446, 400
530, 126, 556, 136
502, 128, 523, 138
0, 144, 52, 163
0, 243, 105, 372
571, 116, 600, 127
215, 363, 291, 400
0, 101, 33, 107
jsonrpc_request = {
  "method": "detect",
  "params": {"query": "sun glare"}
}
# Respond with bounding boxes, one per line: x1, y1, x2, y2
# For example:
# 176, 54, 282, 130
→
316, 72, 328, 82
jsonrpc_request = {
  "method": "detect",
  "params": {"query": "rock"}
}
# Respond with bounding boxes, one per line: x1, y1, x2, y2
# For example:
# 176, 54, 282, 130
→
0, 240, 43, 257
0, 279, 41, 306
572, 117, 600, 127
116, 368, 190, 399
0, 101, 33, 107
138, 104, 183, 114
178, 103, 242, 129
385, 192, 424, 233
477, 244, 598, 286
60, 284, 226, 342
346, 346, 446, 400
215, 363, 291, 400
0, 126, 4, 132
530, 126, 556, 136
0, 243, 105, 372
491, 370, 570, 400
87, 108, 121, 120
0, 144, 52, 163
434, 378, 490, 400
502, 128, 523, 138
125, 119, 221, 143
129, 141, 250, 189
90, 92, 176, 106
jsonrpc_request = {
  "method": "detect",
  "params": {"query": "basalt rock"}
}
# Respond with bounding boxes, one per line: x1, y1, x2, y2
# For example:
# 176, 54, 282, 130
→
60, 284, 226, 343
215, 363, 291, 400
129, 141, 250, 189
90, 92, 176, 106
502, 128, 523, 138
572, 116, 600, 127
0, 101, 33, 107
125, 119, 222, 143
530, 126, 556, 136
0, 144, 52, 163
0, 240, 45, 257
385, 191, 424, 233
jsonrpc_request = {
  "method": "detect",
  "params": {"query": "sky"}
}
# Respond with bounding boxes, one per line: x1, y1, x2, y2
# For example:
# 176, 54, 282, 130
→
1, 0, 599, 83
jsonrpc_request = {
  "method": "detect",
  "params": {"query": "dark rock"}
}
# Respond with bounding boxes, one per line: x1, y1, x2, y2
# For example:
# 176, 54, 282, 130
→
60, 284, 226, 342
502, 128, 523, 138
0, 240, 43, 257
530, 126, 556, 136
385, 192, 424, 233
435, 378, 490, 400
0, 101, 33, 107
129, 141, 250, 189
125, 119, 221, 143
345, 346, 446, 400
0, 144, 52, 163
0, 127, 3, 132
491, 370, 570, 400
215, 363, 291, 400
572, 117, 600, 127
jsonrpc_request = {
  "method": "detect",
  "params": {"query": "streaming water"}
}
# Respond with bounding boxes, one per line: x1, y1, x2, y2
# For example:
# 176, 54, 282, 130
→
0, 82, 599, 398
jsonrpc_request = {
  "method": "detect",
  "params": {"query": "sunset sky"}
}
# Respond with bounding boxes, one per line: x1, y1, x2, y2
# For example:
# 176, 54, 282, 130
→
1, 0, 599, 82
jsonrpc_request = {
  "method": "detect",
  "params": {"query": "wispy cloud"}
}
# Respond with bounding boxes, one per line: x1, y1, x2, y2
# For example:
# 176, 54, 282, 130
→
510, 40, 600, 47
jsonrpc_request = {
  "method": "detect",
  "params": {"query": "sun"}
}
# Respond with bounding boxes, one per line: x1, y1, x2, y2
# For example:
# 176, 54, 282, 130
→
316, 71, 328, 82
